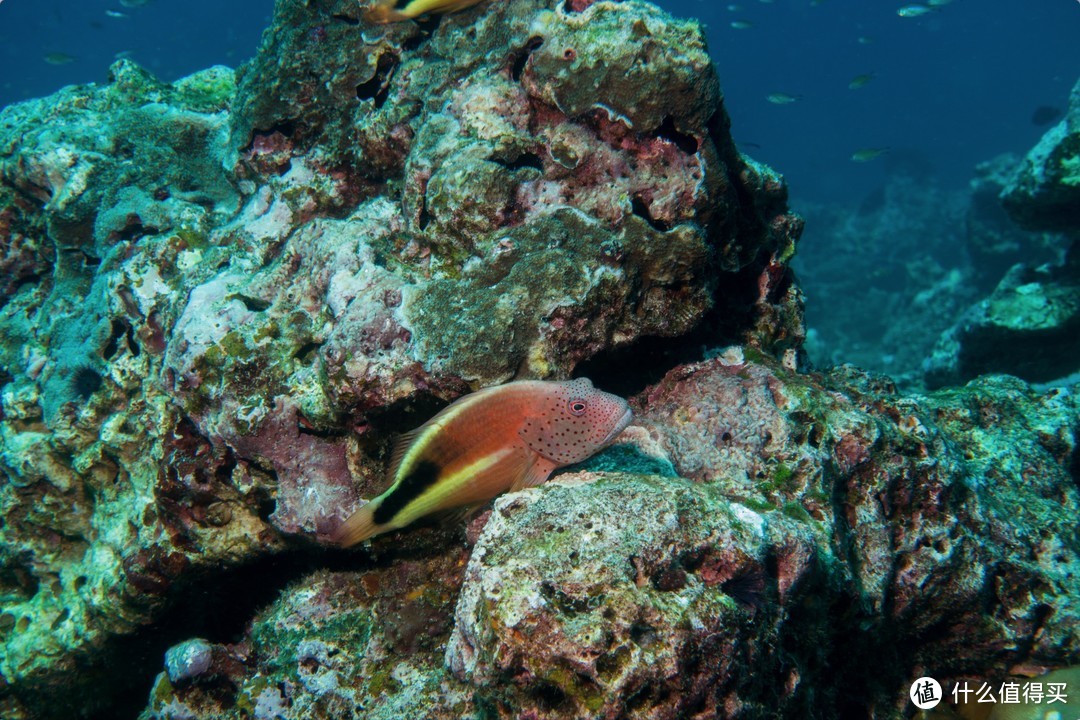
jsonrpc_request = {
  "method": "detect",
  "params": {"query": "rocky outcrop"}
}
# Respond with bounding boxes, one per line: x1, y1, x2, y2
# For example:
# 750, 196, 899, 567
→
136, 357, 1080, 719
0, 0, 801, 716
925, 75, 1080, 388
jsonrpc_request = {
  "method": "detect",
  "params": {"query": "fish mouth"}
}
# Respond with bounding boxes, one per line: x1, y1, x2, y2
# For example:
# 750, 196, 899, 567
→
602, 406, 634, 446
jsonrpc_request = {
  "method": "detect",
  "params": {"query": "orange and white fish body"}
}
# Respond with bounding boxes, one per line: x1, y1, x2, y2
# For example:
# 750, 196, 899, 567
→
364, 0, 487, 23
332, 378, 632, 547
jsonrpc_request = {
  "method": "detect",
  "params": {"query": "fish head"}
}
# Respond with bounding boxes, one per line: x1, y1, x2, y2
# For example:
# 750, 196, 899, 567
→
519, 378, 633, 466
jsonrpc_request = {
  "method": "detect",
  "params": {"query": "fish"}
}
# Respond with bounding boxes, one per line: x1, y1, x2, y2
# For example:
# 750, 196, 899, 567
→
1031, 105, 1063, 126
926, 0, 953, 6
365, 0, 486, 23
851, 147, 890, 162
105, 9, 129, 18
766, 92, 801, 104
332, 378, 632, 546
848, 73, 876, 90
730, 20, 754, 29
857, 35, 874, 44
44, 52, 76, 65
897, 4, 934, 17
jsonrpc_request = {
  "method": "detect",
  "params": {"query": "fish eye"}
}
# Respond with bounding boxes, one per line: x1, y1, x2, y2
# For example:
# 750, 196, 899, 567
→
568, 400, 587, 416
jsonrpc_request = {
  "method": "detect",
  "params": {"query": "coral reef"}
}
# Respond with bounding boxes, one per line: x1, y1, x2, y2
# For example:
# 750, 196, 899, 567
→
135, 356, 1080, 718
0, 0, 802, 716
1, 0, 1076, 716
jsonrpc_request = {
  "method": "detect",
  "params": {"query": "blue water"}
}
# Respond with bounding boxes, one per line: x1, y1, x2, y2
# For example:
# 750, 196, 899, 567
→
1, 0, 1075, 204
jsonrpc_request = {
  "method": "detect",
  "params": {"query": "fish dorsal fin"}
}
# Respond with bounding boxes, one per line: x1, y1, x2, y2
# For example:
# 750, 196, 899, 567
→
509, 453, 558, 493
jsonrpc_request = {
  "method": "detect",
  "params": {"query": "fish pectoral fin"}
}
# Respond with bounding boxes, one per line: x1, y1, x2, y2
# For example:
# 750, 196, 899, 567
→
509, 454, 558, 493
430, 504, 478, 528
330, 501, 380, 548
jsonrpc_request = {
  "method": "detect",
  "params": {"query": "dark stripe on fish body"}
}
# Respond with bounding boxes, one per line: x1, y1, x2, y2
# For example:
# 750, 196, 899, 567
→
372, 459, 442, 525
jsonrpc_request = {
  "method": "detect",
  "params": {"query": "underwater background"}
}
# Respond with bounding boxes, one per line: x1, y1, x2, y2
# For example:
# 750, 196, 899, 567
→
1, 0, 1078, 718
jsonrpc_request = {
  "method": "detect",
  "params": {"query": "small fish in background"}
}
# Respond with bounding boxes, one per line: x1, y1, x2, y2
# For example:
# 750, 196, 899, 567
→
43, 52, 76, 65
119, 0, 150, 7
766, 92, 801, 105
926, 0, 954, 6
897, 5, 934, 17
365, 0, 486, 23
726, 3, 743, 10
331, 378, 633, 547
848, 73, 876, 90
1031, 105, 1064, 126
730, 19, 754, 29
851, 147, 890, 162
105, 9, 129, 18
857, 35, 874, 44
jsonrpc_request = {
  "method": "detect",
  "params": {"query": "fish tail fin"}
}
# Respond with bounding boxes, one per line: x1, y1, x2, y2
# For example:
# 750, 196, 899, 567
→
364, 0, 409, 23
331, 502, 381, 547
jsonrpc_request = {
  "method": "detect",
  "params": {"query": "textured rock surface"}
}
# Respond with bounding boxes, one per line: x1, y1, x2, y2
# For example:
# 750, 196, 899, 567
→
924, 258, 1080, 388
1001, 75, 1080, 233
133, 357, 1080, 719
0, 0, 802, 716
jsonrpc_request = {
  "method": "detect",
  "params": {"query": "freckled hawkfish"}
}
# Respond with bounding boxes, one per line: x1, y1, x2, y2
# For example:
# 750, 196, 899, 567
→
332, 378, 632, 546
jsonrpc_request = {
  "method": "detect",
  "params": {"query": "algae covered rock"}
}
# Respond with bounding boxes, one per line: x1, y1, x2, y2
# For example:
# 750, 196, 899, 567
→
0, 0, 803, 715
924, 260, 1080, 387
134, 357, 1080, 718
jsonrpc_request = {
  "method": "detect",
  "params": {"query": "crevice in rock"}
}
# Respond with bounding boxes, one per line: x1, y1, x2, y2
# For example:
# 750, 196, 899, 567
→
102, 318, 129, 361
508, 36, 543, 82
651, 116, 698, 155
355, 52, 398, 109
402, 15, 442, 52
630, 196, 670, 232
491, 151, 544, 174
48, 547, 383, 720
575, 269, 763, 399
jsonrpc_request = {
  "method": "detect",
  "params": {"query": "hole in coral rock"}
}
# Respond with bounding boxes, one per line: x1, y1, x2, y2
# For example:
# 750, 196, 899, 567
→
631, 196, 671, 232
402, 15, 442, 52
509, 36, 543, 82
102, 318, 129, 361
530, 681, 571, 712
355, 52, 398, 109
652, 116, 699, 155
418, 191, 431, 231
629, 621, 657, 646
293, 341, 323, 362
230, 293, 271, 312
491, 152, 543, 173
